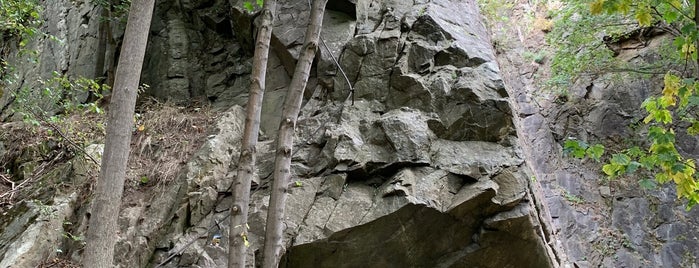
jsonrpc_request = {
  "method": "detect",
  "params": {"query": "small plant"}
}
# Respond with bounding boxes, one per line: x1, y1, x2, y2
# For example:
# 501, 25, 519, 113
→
563, 191, 584, 204
522, 49, 547, 64
62, 231, 85, 243
418, 7, 427, 16
563, 139, 605, 161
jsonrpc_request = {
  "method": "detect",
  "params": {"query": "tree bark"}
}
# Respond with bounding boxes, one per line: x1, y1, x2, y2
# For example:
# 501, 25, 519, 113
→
227, 0, 277, 267
262, 0, 327, 267
81, 0, 154, 266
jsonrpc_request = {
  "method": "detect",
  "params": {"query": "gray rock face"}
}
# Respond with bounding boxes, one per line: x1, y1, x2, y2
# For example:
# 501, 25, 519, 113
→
491, 4, 699, 268
148, 0, 556, 267
0, 0, 103, 120
0, 0, 561, 267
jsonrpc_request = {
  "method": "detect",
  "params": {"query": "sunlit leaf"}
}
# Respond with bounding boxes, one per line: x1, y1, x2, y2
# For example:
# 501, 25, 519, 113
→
616, 0, 631, 15
602, 164, 616, 176
635, 8, 653, 26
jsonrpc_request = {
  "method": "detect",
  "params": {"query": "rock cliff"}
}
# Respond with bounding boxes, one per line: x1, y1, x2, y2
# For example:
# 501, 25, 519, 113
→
489, 1, 699, 267
1, 0, 564, 267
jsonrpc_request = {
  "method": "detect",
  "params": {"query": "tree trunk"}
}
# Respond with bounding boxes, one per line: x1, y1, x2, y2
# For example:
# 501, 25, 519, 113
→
262, 0, 327, 267
94, 5, 108, 82
227, 0, 277, 267
81, 0, 154, 266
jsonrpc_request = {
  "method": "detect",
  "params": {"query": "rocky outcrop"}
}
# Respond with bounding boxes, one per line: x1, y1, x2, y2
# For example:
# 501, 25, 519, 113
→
0, 0, 562, 267
142, 0, 559, 266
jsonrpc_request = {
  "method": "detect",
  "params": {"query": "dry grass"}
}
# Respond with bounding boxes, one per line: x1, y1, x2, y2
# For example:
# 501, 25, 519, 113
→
0, 121, 76, 212
533, 15, 553, 32
0, 98, 218, 212
126, 99, 217, 190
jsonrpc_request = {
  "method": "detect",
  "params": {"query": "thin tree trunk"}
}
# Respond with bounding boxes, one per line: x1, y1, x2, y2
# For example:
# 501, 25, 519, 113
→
81, 0, 154, 266
94, 5, 108, 82
262, 0, 327, 267
105, 6, 117, 88
227, 0, 277, 267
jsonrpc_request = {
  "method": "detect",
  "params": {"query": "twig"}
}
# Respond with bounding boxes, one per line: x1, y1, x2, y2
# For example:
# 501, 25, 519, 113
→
319, 37, 354, 105
0, 173, 16, 201
27, 109, 101, 165
305, 0, 354, 105
155, 209, 231, 267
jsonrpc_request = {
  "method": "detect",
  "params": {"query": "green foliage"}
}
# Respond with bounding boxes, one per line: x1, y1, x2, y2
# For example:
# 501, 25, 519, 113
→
1, 0, 43, 88
546, 1, 625, 89
243, 0, 264, 12
10, 73, 108, 151
556, 0, 699, 209
13, 72, 108, 123
563, 190, 584, 204
0, 0, 42, 48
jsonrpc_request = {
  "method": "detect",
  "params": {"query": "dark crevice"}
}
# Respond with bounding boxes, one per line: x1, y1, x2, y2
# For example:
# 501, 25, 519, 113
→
325, 0, 356, 19
345, 160, 431, 183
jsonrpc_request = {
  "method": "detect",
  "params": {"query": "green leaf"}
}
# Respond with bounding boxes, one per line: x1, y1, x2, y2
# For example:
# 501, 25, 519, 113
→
626, 161, 641, 174
602, 164, 619, 177
564, 139, 588, 158
655, 172, 670, 183
611, 154, 631, 166
681, 23, 695, 35
662, 10, 679, 23
627, 146, 644, 157
242, 234, 250, 247
586, 144, 605, 161
688, 120, 699, 135
639, 178, 656, 190
256, 0, 264, 7
616, 0, 631, 15
634, 8, 653, 26
671, 163, 687, 173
